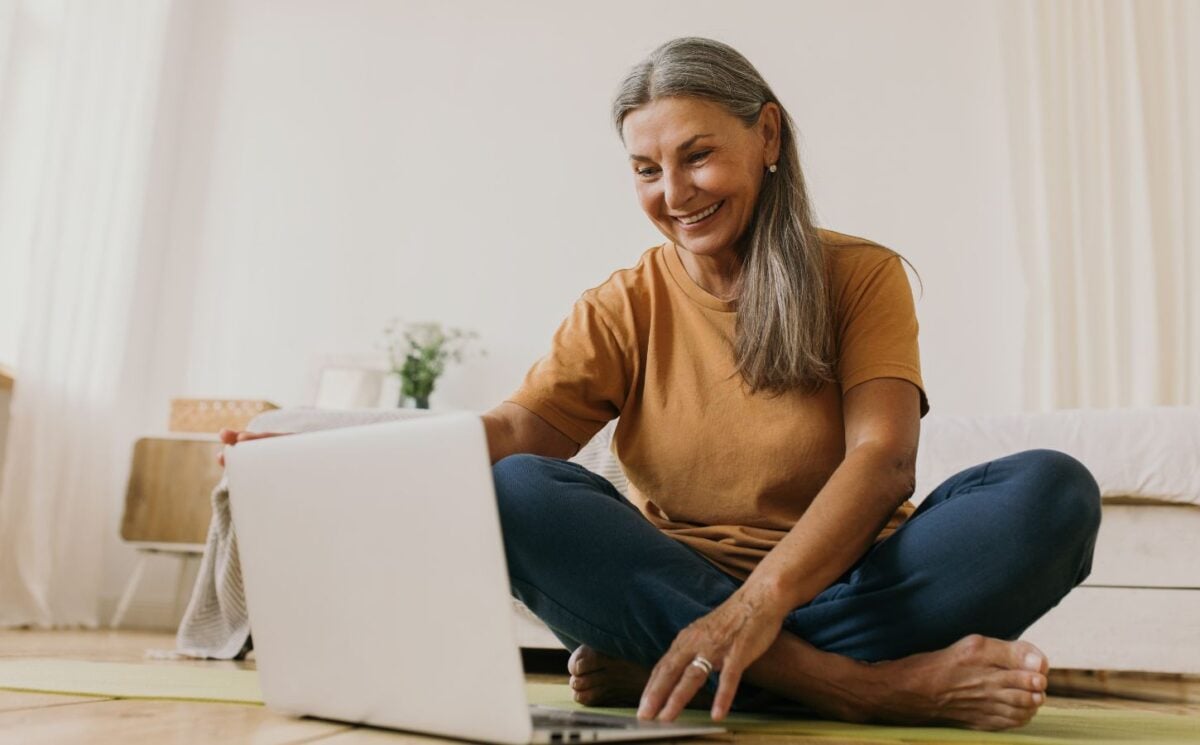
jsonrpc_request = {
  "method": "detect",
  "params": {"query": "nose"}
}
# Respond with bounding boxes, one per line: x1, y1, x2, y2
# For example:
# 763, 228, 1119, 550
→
662, 166, 694, 213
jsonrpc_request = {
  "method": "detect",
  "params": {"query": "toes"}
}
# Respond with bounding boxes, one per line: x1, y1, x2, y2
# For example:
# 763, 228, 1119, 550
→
997, 701, 1038, 727
960, 702, 1036, 731
573, 686, 616, 708
967, 714, 1029, 732
997, 669, 1047, 693
955, 635, 1049, 674
568, 645, 604, 676
995, 687, 1042, 711
573, 688, 597, 706
1012, 640, 1049, 673
569, 674, 596, 692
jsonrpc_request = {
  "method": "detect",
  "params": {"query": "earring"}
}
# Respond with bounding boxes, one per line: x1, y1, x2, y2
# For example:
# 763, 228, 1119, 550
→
768, 164, 778, 174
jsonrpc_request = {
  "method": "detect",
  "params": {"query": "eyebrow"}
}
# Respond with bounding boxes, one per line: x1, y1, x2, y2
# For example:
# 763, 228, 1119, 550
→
629, 133, 715, 162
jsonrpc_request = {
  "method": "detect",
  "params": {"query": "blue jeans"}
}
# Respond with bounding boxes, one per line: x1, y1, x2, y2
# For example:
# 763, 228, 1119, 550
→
493, 449, 1100, 676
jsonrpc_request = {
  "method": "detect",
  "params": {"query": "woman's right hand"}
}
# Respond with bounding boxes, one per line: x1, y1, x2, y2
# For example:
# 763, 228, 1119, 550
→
217, 429, 288, 467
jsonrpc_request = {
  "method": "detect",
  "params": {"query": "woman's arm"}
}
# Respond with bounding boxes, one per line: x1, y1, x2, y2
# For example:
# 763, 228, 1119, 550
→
741, 376, 921, 615
480, 401, 581, 464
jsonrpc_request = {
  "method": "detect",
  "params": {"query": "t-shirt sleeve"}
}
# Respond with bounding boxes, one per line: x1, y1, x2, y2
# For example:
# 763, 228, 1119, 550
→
836, 253, 930, 416
505, 296, 631, 446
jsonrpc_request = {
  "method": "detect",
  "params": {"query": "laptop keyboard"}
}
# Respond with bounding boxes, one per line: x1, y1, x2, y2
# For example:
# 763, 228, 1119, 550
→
532, 708, 635, 730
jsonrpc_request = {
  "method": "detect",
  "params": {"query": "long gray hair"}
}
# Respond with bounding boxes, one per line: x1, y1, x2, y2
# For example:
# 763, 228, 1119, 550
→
612, 37, 834, 395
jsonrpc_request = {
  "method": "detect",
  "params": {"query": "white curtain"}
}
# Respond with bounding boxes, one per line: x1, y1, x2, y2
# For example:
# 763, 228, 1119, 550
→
0, 0, 177, 627
1001, 0, 1200, 411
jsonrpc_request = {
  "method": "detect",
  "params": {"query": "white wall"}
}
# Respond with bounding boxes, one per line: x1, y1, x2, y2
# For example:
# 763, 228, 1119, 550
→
154, 0, 1022, 417
0, 386, 9, 486
110, 0, 1025, 626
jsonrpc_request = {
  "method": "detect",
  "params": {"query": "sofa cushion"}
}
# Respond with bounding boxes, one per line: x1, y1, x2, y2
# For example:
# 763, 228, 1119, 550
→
1084, 503, 1200, 588
914, 406, 1200, 507
568, 419, 629, 496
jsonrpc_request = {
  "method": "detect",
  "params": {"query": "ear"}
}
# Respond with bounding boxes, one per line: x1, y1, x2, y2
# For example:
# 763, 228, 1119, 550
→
756, 102, 782, 167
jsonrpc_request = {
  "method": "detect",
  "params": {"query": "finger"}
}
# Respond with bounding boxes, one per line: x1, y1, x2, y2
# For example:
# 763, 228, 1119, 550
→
637, 653, 687, 720
711, 662, 743, 721
218, 429, 239, 445
657, 662, 710, 722
236, 431, 281, 443
637, 660, 669, 720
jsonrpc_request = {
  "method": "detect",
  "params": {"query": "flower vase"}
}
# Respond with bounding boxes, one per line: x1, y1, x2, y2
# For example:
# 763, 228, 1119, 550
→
398, 390, 432, 409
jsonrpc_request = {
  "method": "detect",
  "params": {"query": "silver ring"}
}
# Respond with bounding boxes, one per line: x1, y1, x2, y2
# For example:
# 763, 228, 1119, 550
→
689, 655, 713, 676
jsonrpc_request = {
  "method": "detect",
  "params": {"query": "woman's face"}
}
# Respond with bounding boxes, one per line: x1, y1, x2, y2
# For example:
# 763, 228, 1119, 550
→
622, 96, 780, 260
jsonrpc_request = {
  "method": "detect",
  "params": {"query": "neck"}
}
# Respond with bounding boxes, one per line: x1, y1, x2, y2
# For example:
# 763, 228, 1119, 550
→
675, 243, 743, 302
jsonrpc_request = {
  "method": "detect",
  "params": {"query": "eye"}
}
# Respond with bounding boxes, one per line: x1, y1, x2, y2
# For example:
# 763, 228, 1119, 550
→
636, 166, 661, 179
687, 149, 712, 164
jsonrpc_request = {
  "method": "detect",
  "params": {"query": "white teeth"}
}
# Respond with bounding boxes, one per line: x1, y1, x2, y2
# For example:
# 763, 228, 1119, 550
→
679, 202, 721, 225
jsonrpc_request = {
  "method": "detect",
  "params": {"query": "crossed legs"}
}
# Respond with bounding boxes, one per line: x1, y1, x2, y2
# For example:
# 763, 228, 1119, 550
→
494, 449, 1100, 730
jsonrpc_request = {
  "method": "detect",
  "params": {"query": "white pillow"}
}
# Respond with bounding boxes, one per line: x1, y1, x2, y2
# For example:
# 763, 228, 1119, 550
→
569, 419, 630, 498
915, 406, 1200, 507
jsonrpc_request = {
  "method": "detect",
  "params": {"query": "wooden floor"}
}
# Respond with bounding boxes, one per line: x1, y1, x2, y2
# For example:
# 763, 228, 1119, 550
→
1, 630, 1197, 744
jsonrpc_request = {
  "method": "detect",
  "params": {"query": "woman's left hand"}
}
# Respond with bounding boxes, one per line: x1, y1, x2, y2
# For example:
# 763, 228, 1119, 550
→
636, 586, 787, 722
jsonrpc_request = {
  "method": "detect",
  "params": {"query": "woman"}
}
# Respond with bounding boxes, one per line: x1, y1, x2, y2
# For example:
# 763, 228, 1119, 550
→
224, 37, 1100, 732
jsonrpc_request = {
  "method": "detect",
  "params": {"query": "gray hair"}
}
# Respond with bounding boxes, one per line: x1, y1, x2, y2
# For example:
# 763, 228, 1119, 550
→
612, 37, 835, 395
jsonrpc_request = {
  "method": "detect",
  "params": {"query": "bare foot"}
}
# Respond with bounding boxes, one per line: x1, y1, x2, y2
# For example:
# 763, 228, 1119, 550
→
567, 645, 713, 710
850, 635, 1050, 731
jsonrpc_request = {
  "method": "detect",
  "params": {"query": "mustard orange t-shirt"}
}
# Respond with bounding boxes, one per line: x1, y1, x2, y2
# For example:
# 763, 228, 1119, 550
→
506, 229, 929, 580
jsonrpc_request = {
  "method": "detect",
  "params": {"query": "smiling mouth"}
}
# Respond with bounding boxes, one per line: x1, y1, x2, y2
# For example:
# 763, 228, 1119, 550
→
674, 201, 724, 226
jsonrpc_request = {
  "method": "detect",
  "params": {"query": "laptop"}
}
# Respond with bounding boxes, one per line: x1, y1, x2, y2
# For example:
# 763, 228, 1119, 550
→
224, 412, 724, 744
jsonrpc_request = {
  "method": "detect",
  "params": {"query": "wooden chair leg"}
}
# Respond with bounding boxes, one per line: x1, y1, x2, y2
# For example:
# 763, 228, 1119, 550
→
110, 553, 149, 629
173, 554, 194, 620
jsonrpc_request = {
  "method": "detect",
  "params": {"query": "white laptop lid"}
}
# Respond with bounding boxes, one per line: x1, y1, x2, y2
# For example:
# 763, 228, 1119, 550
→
225, 413, 534, 744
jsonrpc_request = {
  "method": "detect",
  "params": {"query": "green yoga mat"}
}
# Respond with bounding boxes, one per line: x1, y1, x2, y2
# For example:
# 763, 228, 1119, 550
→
525, 683, 1200, 744
0, 659, 263, 705
0, 660, 1196, 744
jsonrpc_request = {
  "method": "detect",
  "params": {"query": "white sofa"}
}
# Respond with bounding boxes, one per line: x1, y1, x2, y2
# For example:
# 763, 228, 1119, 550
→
250, 405, 1200, 674
914, 407, 1200, 675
